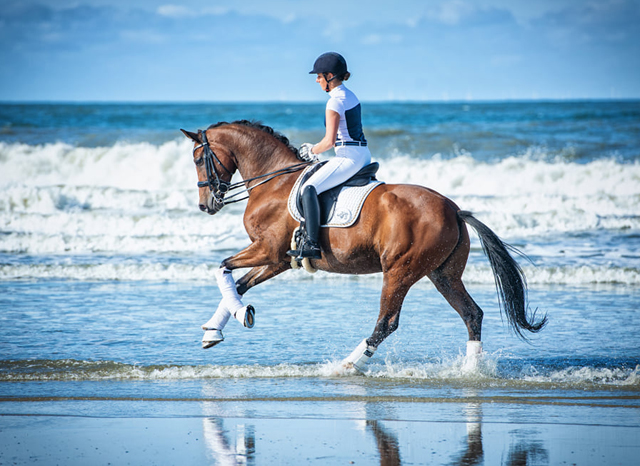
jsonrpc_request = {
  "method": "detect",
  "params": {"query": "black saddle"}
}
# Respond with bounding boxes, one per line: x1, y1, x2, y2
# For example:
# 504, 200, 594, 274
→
295, 162, 380, 225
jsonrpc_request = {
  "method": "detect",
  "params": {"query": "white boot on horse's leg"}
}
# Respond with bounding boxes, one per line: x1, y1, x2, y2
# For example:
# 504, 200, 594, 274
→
233, 304, 255, 329
343, 339, 377, 372
202, 300, 232, 331
462, 340, 483, 372
202, 329, 224, 349
215, 267, 244, 311
201, 301, 232, 349
215, 266, 255, 328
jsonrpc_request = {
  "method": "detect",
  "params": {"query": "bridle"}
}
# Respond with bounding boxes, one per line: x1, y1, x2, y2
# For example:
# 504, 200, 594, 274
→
193, 129, 311, 210
193, 129, 233, 209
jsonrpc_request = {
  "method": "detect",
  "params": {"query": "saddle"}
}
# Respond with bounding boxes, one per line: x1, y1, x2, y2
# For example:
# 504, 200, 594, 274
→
288, 162, 384, 228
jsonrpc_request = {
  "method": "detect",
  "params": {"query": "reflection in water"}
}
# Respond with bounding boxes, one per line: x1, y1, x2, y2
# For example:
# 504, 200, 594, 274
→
203, 418, 255, 466
199, 386, 549, 466
449, 398, 484, 466
367, 420, 402, 466
448, 395, 549, 466
504, 436, 549, 466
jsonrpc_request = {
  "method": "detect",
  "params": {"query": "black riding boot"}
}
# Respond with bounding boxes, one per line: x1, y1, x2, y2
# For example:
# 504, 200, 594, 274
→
287, 185, 322, 260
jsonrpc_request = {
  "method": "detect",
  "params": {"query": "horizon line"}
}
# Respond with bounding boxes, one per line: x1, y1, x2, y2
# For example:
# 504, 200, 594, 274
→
1, 97, 639, 105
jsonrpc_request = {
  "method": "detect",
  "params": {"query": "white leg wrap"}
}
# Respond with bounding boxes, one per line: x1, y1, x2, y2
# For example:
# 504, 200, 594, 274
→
233, 305, 255, 329
202, 329, 224, 346
215, 267, 244, 312
466, 340, 483, 357
343, 339, 377, 372
463, 340, 483, 371
202, 300, 232, 330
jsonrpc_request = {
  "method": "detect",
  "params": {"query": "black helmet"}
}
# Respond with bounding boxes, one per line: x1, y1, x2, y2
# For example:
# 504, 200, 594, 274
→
309, 52, 348, 76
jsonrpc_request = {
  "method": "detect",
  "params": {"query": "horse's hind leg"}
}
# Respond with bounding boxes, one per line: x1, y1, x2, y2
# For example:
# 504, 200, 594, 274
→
429, 243, 484, 359
343, 270, 414, 371
430, 270, 484, 341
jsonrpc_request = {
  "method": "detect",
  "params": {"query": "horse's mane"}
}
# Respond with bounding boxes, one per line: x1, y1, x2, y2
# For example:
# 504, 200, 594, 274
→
208, 120, 299, 157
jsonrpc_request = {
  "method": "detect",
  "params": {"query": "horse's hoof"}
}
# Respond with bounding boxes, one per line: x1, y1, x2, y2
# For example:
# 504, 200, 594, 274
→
202, 329, 224, 349
329, 362, 363, 376
234, 305, 255, 328
202, 340, 223, 349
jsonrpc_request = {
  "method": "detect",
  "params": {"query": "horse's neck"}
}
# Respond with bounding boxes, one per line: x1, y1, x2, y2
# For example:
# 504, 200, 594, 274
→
234, 139, 299, 181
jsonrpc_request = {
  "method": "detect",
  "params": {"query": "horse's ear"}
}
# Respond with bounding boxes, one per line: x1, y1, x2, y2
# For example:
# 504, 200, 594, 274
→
181, 129, 202, 143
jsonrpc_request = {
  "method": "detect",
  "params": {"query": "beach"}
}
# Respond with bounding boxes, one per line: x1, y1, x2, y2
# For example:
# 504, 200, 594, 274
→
2, 395, 639, 465
1, 101, 639, 464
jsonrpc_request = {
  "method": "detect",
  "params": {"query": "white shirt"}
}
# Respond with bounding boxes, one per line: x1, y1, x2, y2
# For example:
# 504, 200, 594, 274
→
326, 84, 366, 144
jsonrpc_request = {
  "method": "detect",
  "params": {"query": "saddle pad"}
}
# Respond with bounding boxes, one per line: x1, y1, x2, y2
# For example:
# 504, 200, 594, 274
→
288, 164, 384, 228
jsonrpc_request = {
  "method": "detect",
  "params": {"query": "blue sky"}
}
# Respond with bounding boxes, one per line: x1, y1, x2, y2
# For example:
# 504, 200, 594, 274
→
1, 0, 639, 102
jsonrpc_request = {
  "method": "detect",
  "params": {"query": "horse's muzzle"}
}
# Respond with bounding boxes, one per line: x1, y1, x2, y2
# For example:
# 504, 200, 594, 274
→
200, 192, 223, 215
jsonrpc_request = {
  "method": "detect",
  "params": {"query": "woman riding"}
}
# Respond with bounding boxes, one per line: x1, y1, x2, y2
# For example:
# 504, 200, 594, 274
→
288, 52, 372, 260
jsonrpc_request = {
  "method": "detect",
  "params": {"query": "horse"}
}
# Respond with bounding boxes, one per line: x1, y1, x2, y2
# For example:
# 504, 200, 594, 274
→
180, 120, 546, 371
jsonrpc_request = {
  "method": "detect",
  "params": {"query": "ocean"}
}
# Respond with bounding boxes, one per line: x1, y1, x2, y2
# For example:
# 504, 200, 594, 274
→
1, 101, 639, 464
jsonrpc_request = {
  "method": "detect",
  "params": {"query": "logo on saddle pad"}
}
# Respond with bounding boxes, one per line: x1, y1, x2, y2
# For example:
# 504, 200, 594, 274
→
287, 162, 384, 228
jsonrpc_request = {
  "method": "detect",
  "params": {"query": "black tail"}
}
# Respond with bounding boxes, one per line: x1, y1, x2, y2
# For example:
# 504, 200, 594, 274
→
458, 210, 547, 339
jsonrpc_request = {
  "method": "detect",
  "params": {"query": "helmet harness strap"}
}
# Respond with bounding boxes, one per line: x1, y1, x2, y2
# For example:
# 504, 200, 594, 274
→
322, 72, 337, 92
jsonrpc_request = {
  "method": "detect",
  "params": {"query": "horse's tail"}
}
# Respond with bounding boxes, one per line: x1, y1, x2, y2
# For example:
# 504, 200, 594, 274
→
458, 210, 547, 339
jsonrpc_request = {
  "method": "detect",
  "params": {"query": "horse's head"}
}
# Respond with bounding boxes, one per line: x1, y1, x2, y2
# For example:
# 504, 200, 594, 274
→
181, 128, 237, 215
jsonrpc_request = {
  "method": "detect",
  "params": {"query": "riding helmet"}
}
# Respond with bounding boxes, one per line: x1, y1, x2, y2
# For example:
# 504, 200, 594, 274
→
309, 52, 348, 76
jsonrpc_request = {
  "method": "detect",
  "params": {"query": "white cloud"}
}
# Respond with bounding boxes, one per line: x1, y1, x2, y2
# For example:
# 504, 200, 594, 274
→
157, 5, 194, 18
433, 0, 474, 25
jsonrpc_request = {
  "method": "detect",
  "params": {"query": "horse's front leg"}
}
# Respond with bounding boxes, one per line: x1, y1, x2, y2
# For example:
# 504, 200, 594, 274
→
236, 261, 291, 296
201, 241, 288, 348
343, 270, 414, 372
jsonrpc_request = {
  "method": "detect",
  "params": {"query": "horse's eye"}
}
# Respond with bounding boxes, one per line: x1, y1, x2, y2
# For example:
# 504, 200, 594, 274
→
194, 157, 204, 166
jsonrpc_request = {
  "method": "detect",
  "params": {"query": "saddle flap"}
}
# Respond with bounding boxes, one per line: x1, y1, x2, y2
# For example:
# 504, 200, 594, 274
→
289, 162, 384, 228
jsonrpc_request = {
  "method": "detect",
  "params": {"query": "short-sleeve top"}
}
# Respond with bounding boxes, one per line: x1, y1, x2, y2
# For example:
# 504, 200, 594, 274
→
326, 84, 367, 144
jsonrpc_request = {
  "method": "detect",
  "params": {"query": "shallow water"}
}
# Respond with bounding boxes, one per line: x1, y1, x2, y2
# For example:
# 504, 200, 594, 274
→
1, 279, 638, 393
1, 101, 639, 464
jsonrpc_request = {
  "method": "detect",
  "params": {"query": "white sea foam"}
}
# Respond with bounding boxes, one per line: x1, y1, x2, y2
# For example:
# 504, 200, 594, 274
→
0, 140, 197, 191
1, 262, 637, 285
2, 141, 639, 198
2, 358, 637, 389
1, 141, 638, 285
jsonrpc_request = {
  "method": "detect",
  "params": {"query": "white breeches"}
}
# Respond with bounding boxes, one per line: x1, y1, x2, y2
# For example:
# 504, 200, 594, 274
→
302, 145, 371, 195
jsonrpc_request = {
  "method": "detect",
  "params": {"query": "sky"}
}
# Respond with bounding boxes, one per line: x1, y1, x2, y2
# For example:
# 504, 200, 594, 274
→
1, 0, 639, 102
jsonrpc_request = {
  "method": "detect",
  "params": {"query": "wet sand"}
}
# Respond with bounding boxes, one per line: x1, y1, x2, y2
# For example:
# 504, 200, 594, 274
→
2, 397, 638, 465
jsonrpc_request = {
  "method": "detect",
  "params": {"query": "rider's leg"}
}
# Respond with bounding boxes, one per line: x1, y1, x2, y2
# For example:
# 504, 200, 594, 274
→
288, 154, 366, 259
287, 185, 322, 259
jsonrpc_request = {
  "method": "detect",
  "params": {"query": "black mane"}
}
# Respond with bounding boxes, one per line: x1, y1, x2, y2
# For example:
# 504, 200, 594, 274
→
208, 120, 299, 157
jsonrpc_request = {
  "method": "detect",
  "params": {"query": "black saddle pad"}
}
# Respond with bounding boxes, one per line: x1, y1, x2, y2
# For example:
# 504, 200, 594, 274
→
296, 162, 380, 224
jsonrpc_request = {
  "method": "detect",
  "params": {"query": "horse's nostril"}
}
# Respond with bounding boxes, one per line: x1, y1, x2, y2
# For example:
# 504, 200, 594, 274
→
199, 204, 207, 212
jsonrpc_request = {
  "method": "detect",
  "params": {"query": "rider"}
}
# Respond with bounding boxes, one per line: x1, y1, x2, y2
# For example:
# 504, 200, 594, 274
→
288, 52, 372, 260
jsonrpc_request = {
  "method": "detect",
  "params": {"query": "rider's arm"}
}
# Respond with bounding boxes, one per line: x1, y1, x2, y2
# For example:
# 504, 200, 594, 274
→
312, 109, 340, 155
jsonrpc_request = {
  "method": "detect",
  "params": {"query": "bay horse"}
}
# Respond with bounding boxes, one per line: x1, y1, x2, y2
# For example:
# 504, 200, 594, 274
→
181, 120, 546, 371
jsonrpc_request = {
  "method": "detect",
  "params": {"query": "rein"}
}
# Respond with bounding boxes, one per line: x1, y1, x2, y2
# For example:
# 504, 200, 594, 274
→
194, 129, 310, 207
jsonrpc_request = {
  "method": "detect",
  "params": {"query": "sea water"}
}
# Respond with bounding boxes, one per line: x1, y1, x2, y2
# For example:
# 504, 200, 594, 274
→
1, 101, 639, 413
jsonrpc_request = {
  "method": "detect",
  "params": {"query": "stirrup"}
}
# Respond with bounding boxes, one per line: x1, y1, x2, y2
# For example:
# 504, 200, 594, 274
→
287, 248, 321, 260
287, 238, 321, 260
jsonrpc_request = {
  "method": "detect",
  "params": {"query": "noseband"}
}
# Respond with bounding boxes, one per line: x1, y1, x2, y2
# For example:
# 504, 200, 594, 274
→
192, 129, 311, 211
